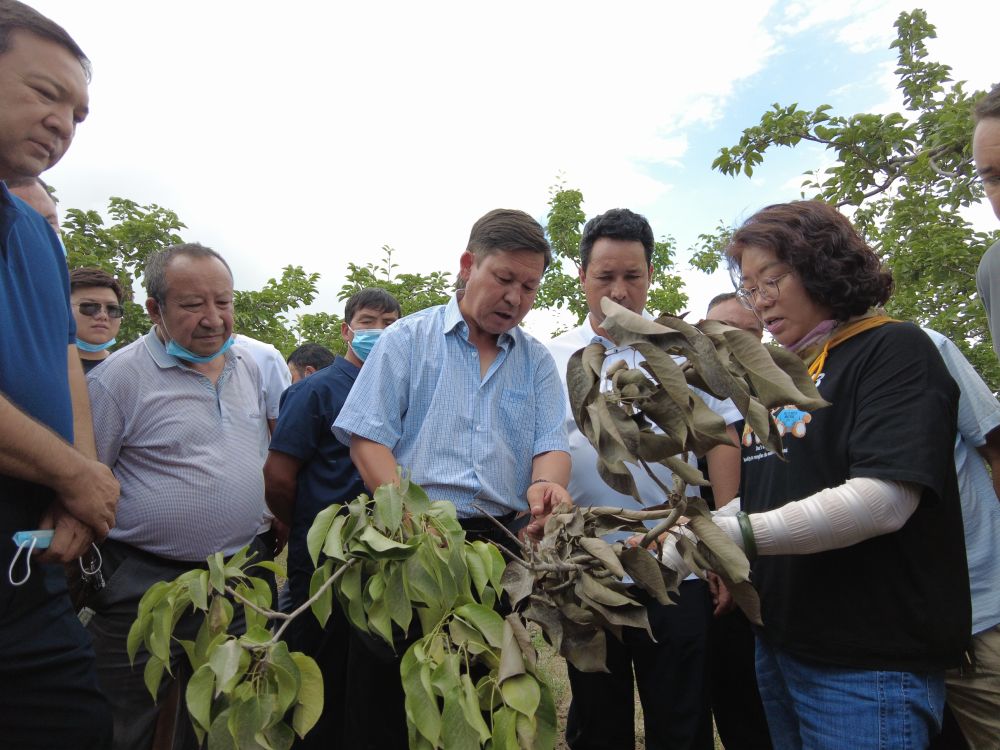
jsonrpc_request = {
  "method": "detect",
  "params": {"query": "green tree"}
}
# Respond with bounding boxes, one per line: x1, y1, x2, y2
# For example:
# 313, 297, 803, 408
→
62, 196, 320, 354
537, 184, 688, 331
706, 9, 1000, 389
293, 246, 453, 355
63, 198, 186, 345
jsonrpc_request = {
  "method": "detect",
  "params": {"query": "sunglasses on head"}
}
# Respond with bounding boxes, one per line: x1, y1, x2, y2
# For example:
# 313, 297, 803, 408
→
77, 302, 124, 319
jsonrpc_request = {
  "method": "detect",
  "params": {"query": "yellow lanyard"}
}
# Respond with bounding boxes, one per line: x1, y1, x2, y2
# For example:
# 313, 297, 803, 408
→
805, 315, 899, 380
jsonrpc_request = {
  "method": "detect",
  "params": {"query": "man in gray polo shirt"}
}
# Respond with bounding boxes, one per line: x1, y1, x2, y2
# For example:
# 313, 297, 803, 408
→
86, 242, 273, 750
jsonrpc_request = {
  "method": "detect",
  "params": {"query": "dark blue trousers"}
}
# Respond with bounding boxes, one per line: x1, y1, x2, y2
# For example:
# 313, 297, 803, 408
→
1, 554, 112, 750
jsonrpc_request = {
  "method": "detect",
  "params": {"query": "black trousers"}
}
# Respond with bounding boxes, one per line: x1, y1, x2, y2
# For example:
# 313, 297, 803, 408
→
0, 554, 112, 750
709, 608, 772, 749
285, 546, 350, 749
566, 579, 714, 750
86, 535, 273, 750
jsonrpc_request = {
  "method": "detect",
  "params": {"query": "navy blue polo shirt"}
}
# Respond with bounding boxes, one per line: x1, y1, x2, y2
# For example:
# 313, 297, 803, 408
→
269, 356, 366, 582
0, 183, 75, 531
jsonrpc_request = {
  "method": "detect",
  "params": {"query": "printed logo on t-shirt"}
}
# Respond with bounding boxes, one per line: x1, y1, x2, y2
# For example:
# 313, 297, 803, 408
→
741, 403, 813, 464
774, 406, 812, 439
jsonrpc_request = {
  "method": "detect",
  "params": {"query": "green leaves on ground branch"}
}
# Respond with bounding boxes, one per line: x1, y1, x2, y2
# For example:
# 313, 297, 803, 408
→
126, 546, 323, 750
305, 475, 557, 749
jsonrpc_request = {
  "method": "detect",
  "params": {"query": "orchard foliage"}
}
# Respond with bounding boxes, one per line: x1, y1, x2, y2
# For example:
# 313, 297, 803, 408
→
706, 9, 1000, 389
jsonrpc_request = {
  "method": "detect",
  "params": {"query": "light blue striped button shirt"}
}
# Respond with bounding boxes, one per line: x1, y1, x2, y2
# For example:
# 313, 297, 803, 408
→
88, 329, 271, 561
923, 328, 1000, 634
333, 296, 569, 518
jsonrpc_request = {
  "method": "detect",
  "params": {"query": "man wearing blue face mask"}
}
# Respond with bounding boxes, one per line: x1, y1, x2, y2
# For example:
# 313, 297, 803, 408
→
264, 287, 401, 748
85, 242, 274, 750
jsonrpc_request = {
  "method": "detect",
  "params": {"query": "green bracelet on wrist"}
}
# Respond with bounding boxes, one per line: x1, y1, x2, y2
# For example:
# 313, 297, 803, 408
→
736, 511, 758, 561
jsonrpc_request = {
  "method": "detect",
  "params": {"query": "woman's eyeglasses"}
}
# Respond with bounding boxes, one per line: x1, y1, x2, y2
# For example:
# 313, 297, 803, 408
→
736, 272, 791, 310
77, 302, 124, 319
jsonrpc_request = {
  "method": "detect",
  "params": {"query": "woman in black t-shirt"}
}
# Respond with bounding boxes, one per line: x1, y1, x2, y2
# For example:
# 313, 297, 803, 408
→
667, 201, 970, 750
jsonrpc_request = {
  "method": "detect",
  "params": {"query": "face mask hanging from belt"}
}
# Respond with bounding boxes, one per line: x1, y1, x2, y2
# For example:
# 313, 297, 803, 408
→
8, 529, 103, 587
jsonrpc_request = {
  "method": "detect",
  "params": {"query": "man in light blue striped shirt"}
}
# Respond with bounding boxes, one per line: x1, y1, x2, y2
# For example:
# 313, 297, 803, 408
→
334, 208, 571, 533
333, 208, 572, 749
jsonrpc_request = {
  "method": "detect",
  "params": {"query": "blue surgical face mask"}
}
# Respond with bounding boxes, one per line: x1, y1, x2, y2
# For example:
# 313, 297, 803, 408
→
159, 319, 235, 364
76, 337, 116, 353
348, 327, 383, 362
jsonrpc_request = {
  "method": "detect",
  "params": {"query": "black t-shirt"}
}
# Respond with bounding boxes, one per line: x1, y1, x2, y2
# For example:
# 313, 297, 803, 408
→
80, 357, 104, 374
741, 322, 970, 672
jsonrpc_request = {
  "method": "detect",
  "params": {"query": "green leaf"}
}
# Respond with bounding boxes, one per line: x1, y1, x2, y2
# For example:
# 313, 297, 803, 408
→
373, 482, 404, 532
143, 654, 165, 701
290, 652, 324, 739
251, 559, 287, 579
466, 542, 490, 597
188, 570, 210, 612
206, 708, 236, 750
185, 663, 215, 732
385, 562, 412, 633
208, 639, 245, 694
127, 612, 149, 665
491, 706, 518, 750
500, 673, 541, 716
460, 673, 492, 743
148, 603, 172, 664
441, 689, 483, 749
321, 514, 348, 562
356, 525, 415, 559
308, 559, 334, 628
307, 503, 340, 567
454, 603, 505, 648
401, 645, 441, 745
208, 551, 226, 593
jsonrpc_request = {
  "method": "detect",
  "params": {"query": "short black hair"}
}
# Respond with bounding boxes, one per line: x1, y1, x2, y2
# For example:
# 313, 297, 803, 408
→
0, 0, 91, 80
974, 83, 1000, 122
344, 287, 402, 326
579, 208, 655, 271
70, 267, 126, 304
287, 343, 335, 372
706, 292, 738, 314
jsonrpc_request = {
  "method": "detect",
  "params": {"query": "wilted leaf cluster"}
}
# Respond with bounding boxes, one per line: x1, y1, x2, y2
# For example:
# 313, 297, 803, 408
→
568, 299, 827, 491
503, 503, 682, 674
537, 298, 828, 642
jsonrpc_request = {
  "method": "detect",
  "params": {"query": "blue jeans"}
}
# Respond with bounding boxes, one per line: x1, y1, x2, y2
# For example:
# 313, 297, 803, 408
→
755, 637, 945, 749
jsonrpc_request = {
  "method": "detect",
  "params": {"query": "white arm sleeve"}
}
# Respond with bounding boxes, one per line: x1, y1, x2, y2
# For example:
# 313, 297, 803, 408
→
663, 478, 919, 575
714, 477, 919, 555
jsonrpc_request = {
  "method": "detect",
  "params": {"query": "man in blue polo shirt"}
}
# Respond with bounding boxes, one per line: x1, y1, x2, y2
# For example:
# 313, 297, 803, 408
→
264, 287, 401, 748
1, 2, 118, 747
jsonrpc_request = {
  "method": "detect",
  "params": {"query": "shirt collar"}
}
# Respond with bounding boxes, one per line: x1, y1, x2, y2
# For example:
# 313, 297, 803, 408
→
443, 294, 517, 350
143, 326, 236, 370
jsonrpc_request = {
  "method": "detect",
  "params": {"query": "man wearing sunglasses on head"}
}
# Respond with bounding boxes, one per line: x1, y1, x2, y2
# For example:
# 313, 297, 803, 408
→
70, 267, 125, 373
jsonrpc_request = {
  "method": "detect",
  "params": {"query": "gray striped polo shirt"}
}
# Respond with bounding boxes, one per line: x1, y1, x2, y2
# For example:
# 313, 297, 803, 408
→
88, 329, 270, 561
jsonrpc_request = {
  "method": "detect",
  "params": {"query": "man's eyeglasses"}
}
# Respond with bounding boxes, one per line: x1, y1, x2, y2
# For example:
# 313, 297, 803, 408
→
77, 302, 124, 319
736, 272, 791, 310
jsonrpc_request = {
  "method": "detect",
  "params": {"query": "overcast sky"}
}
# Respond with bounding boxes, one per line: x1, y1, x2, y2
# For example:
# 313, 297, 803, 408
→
31, 0, 1000, 336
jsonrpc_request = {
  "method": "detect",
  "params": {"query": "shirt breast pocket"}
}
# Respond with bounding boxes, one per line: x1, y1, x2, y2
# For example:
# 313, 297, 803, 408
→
499, 389, 532, 438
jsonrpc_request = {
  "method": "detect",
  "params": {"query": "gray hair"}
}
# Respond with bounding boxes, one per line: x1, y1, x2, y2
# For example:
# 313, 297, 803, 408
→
145, 243, 233, 301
